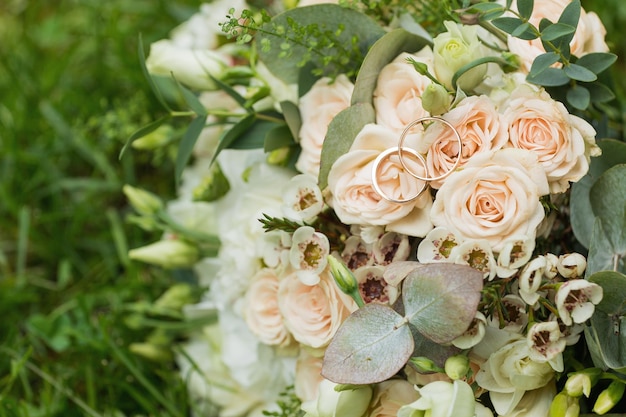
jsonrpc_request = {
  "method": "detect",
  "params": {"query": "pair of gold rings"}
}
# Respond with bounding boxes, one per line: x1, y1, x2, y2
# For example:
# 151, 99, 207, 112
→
371, 117, 463, 204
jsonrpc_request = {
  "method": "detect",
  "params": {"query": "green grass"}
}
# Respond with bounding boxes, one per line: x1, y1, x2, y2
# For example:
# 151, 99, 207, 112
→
0, 0, 624, 416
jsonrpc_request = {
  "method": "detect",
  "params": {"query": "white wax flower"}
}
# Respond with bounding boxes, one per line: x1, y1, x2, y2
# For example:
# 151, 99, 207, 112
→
543, 253, 560, 279
417, 226, 461, 263
397, 380, 476, 417
526, 321, 566, 371
372, 232, 411, 266
432, 21, 487, 91
145, 39, 230, 91
452, 311, 487, 349
353, 265, 398, 305
301, 379, 372, 417
475, 339, 554, 416
341, 235, 374, 270
557, 253, 587, 279
518, 255, 547, 306
555, 279, 603, 326
489, 294, 528, 333
282, 174, 325, 222
496, 235, 535, 279
452, 239, 497, 280
289, 226, 330, 285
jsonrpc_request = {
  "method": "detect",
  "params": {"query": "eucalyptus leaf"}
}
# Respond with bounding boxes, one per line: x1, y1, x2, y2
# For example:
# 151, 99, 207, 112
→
318, 102, 375, 190
566, 84, 590, 110
264, 125, 295, 152
526, 67, 569, 86
540, 23, 575, 42
322, 303, 414, 384
558, 0, 581, 28
589, 164, 626, 257
576, 53, 618, 75
587, 82, 616, 103
402, 264, 483, 344
256, 4, 385, 84
469, 3, 505, 14
511, 22, 537, 40
587, 218, 626, 277
352, 29, 430, 105
280, 101, 302, 141
175, 115, 207, 182
564, 64, 597, 82
491, 17, 524, 35
571, 139, 626, 248
529, 52, 560, 75
516, 0, 534, 20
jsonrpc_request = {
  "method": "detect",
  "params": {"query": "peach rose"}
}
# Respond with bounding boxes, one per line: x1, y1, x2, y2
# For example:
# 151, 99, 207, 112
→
430, 148, 549, 253
374, 50, 433, 133
327, 123, 433, 237
244, 268, 292, 347
502, 85, 599, 193
278, 269, 354, 349
507, 0, 609, 73
294, 351, 324, 402
296, 74, 354, 177
369, 380, 420, 417
422, 95, 508, 188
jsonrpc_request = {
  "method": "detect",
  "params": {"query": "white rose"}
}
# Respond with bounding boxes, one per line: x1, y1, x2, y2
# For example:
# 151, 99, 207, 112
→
397, 380, 476, 417
502, 84, 599, 193
278, 269, 354, 349
301, 379, 372, 417
327, 123, 433, 237
373, 50, 433, 133
430, 148, 549, 252
296, 74, 354, 177
145, 39, 230, 91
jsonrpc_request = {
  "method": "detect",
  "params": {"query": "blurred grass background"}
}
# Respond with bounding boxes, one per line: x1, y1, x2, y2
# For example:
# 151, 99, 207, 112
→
0, 0, 624, 416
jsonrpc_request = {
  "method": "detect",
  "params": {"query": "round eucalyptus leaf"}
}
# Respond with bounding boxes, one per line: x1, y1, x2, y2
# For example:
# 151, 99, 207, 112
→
590, 164, 626, 253
403, 264, 483, 344
322, 303, 414, 384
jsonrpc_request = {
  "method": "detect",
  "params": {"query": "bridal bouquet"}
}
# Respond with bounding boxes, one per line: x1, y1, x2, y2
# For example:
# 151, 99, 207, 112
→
124, 0, 626, 416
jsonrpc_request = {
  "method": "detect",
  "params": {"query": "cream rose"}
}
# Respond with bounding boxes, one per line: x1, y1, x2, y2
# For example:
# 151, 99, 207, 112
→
507, 0, 609, 73
430, 148, 549, 252
244, 268, 292, 347
296, 74, 354, 177
374, 50, 433, 133
369, 380, 419, 417
423, 95, 508, 188
278, 269, 354, 349
502, 85, 599, 193
327, 123, 433, 237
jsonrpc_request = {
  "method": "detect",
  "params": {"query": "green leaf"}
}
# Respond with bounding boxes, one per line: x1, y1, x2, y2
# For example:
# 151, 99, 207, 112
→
280, 101, 302, 141
491, 17, 525, 34
192, 161, 230, 202
402, 264, 483, 344
526, 67, 569, 86
264, 125, 295, 152
540, 22, 575, 42
172, 78, 207, 116
469, 3, 505, 14
589, 164, 626, 261
558, 0, 581, 29
352, 29, 430, 105
321, 303, 413, 384
564, 63, 597, 82
256, 4, 385, 84
119, 116, 171, 159
138, 34, 171, 112
318, 103, 375, 190
511, 22, 538, 40
529, 52, 560, 75
209, 74, 249, 109
210, 114, 256, 165
516, 0, 534, 20
175, 115, 206, 182
576, 53, 618, 75
566, 84, 590, 110
585, 271, 626, 371
571, 139, 626, 248
587, 218, 626, 276
587, 82, 616, 103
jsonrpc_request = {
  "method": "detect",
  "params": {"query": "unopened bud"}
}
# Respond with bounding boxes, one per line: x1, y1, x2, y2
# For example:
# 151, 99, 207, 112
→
549, 392, 580, 417
409, 356, 444, 374
564, 368, 602, 397
327, 255, 364, 307
129, 342, 172, 362
444, 354, 470, 380
267, 147, 292, 166
593, 381, 625, 415
155, 283, 194, 310
123, 185, 163, 216
131, 125, 174, 150
129, 239, 199, 269
421, 82, 452, 116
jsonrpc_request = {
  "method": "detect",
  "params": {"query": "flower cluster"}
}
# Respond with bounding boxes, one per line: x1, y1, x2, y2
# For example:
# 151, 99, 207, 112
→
125, 0, 626, 416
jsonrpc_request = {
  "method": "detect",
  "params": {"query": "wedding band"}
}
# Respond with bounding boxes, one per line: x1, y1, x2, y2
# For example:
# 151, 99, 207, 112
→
371, 147, 429, 204
397, 116, 462, 182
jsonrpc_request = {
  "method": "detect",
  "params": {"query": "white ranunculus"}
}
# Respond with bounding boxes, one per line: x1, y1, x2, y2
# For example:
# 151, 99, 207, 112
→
502, 84, 600, 193
430, 148, 549, 252
296, 74, 353, 177
301, 379, 372, 417
146, 39, 230, 91
397, 380, 476, 417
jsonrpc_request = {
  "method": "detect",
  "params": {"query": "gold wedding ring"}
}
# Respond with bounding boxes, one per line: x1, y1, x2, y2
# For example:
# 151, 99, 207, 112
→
397, 116, 462, 182
371, 147, 429, 204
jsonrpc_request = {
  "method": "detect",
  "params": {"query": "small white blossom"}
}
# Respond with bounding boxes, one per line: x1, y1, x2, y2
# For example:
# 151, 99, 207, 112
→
555, 280, 603, 326
557, 253, 587, 279
341, 236, 374, 270
527, 321, 566, 371
281, 174, 324, 222
495, 235, 535, 278
354, 265, 398, 305
290, 226, 330, 285
417, 226, 460, 263
543, 253, 560, 279
519, 255, 547, 306
452, 311, 487, 349
452, 239, 496, 280
373, 232, 411, 265
489, 294, 528, 333
353, 224, 385, 244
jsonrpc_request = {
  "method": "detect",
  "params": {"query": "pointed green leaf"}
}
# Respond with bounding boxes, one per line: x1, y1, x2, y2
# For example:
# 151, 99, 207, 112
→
571, 139, 626, 248
564, 63, 597, 82
577, 53, 618, 75
264, 125, 295, 152
119, 116, 171, 159
587, 82, 616, 103
558, 0, 581, 28
511, 22, 537, 40
209, 74, 248, 109
231, 119, 281, 150
566, 84, 590, 110
210, 114, 256, 165
138, 34, 171, 112
322, 303, 414, 384
318, 102, 375, 190
491, 17, 525, 35
540, 22, 575, 42
176, 115, 207, 182
172, 78, 208, 116
526, 67, 569, 86
402, 264, 483, 344
280, 101, 302, 142
529, 52, 560, 75
516, 0, 534, 20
